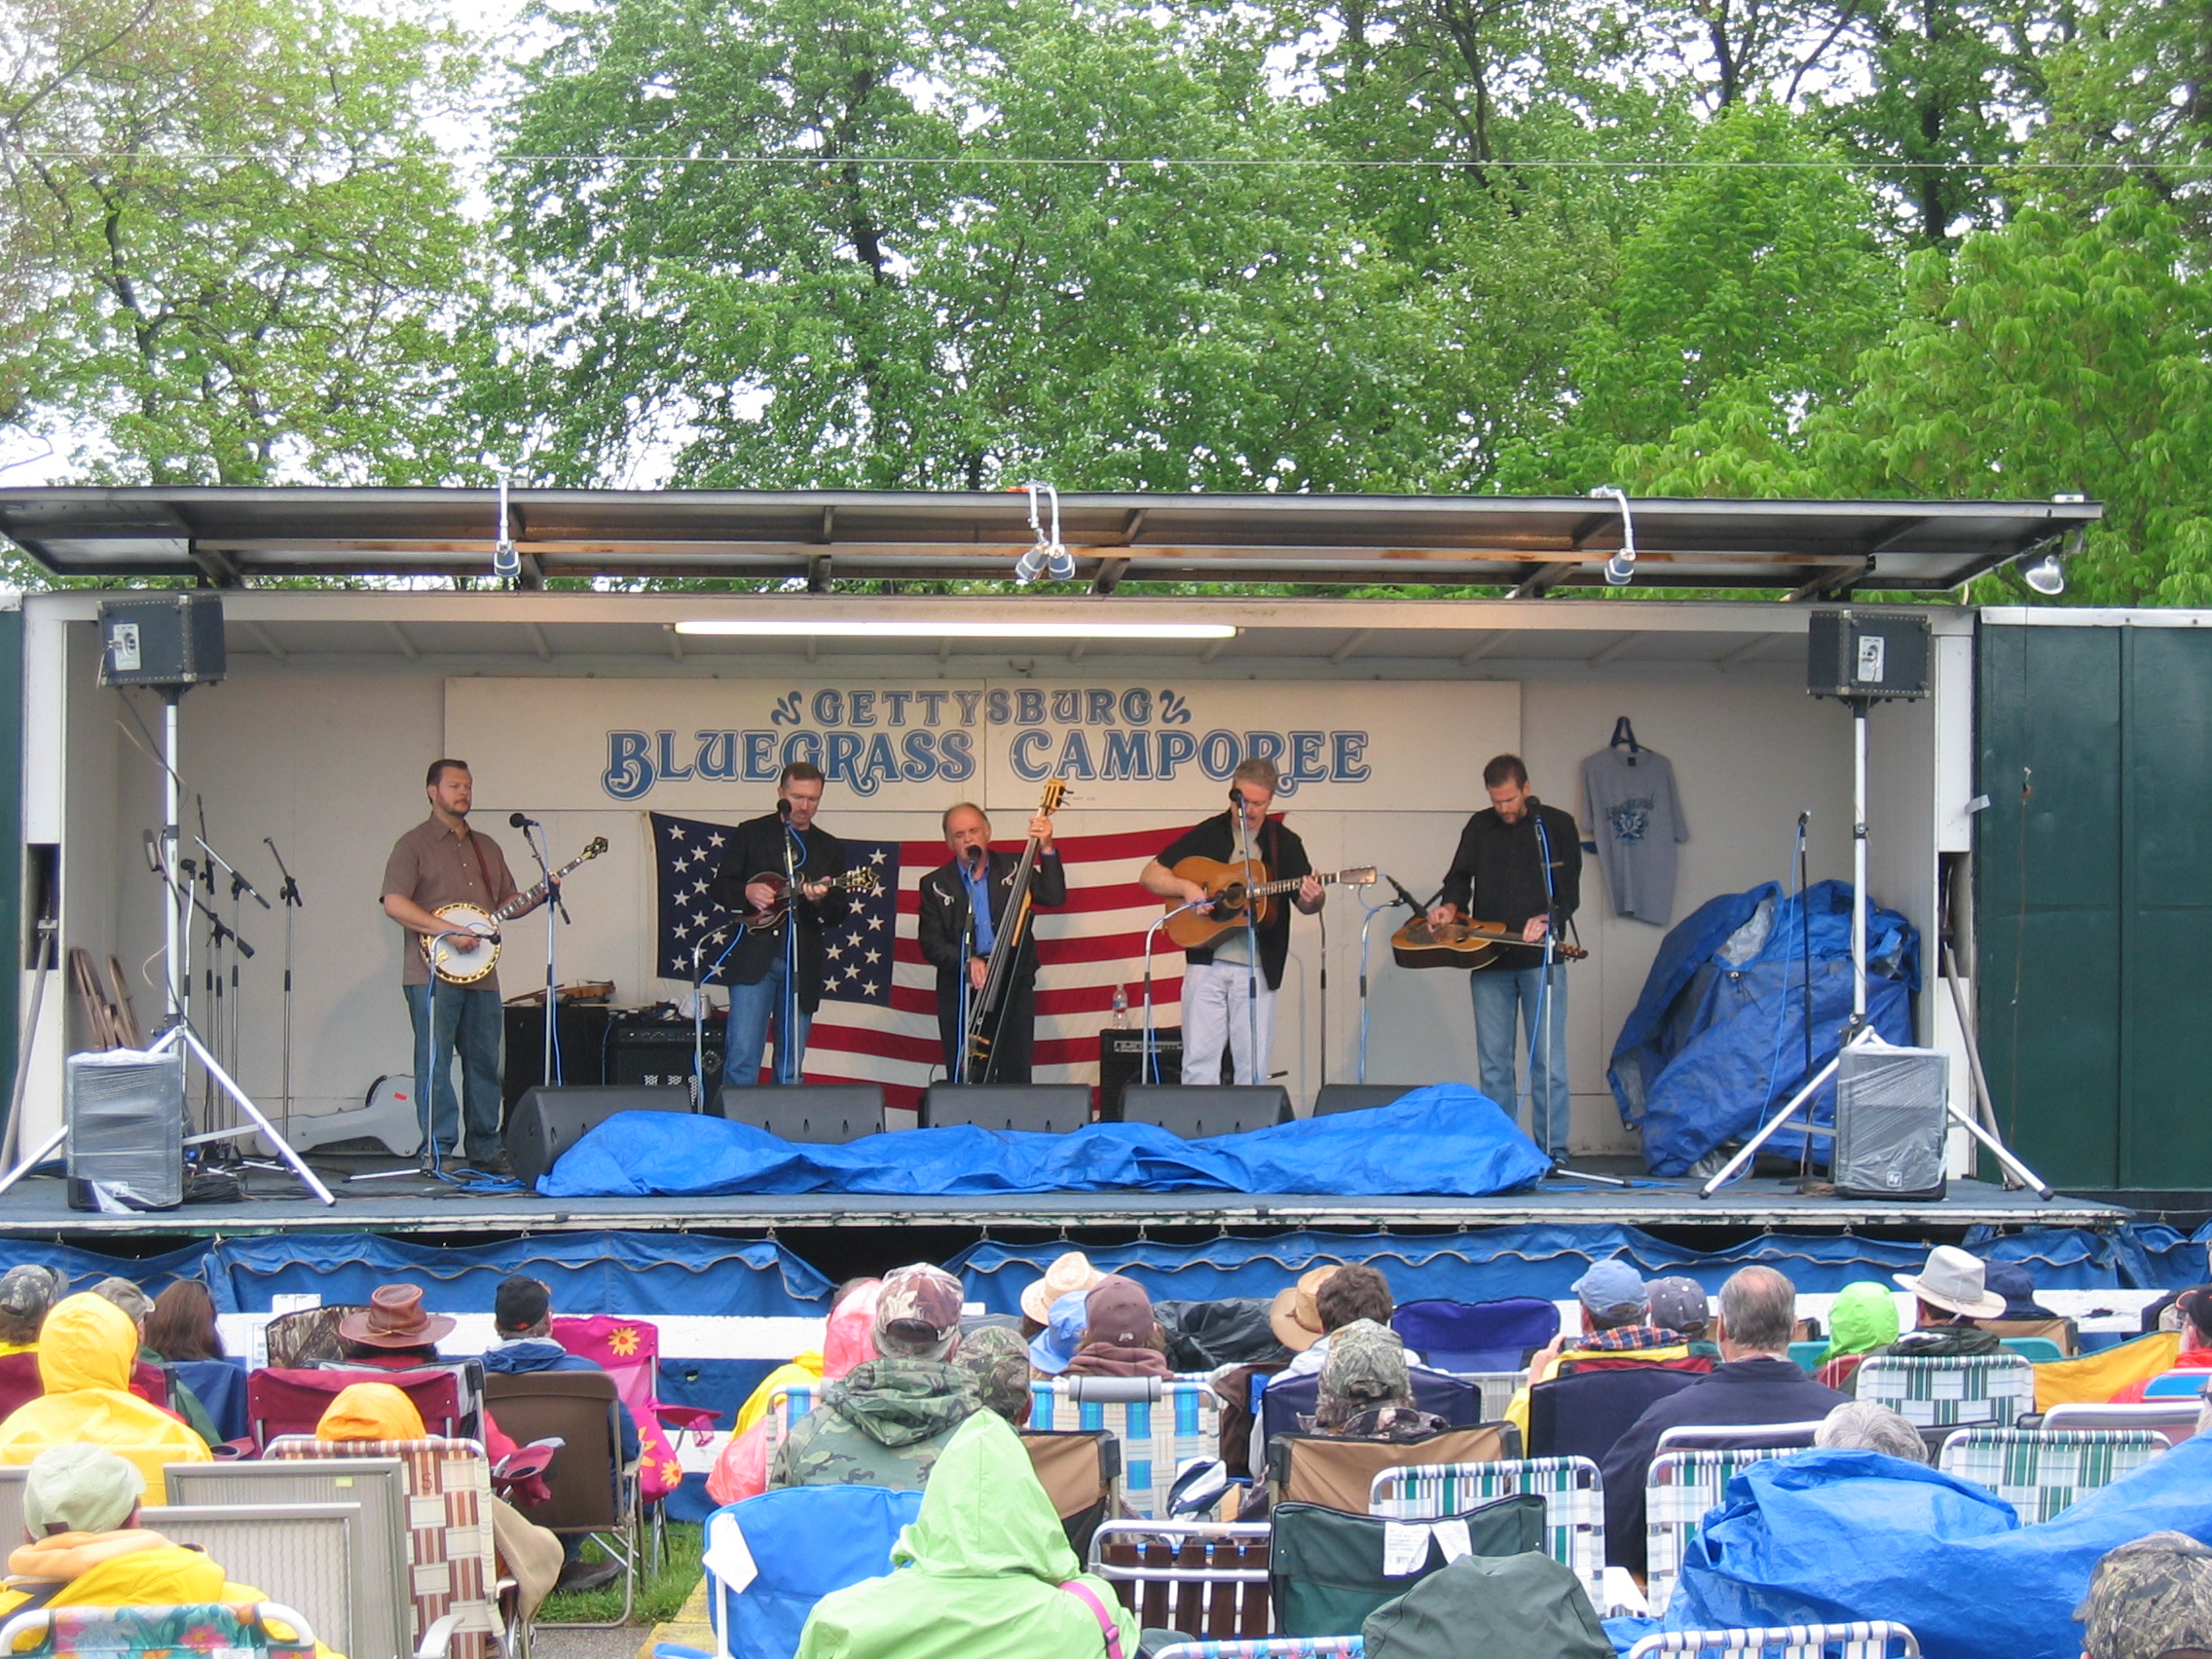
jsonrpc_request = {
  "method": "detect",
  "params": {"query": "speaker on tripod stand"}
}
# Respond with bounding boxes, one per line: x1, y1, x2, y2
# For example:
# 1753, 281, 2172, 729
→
1831, 1045, 1948, 1201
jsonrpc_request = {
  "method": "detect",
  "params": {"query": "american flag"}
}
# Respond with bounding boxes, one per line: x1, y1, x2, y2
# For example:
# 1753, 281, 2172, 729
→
650, 812, 1185, 1108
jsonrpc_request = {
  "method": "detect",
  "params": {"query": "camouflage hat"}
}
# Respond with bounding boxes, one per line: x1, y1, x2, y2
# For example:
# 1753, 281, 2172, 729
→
950, 1324, 1031, 1425
874, 1263, 964, 1357
0, 1264, 58, 1316
2076, 1531, 2212, 1659
1318, 1318, 1412, 1425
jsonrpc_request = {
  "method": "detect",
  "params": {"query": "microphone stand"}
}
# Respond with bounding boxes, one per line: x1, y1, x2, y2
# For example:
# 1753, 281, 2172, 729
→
1235, 794, 1262, 1088
512, 816, 566, 1089
264, 836, 303, 1145
1358, 877, 1422, 1085
1530, 807, 1629, 1188
692, 923, 741, 1111
1141, 900, 1211, 1086
781, 813, 803, 1087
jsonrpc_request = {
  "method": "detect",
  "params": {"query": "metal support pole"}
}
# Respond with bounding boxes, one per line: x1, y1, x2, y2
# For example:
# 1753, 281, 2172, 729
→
1851, 699, 1869, 1027
163, 692, 183, 1020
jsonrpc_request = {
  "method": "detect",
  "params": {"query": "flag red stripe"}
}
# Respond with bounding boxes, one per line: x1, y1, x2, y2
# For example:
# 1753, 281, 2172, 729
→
895, 880, 1161, 919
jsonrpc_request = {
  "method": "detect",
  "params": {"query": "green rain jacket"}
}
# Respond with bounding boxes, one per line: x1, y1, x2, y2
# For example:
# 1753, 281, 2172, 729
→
794, 1412, 1138, 1659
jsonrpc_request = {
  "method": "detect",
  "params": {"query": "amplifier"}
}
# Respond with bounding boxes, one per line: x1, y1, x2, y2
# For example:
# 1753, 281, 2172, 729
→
505, 1085, 693, 1185
66, 1048, 186, 1210
1832, 1045, 1948, 1200
1098, 1026, 1183, 1123
500, 1002, 612, 1111
606, 1006, 724, 1106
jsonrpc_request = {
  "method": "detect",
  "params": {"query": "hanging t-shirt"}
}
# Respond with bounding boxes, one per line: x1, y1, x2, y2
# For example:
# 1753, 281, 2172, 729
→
1581, 743, 1688, 925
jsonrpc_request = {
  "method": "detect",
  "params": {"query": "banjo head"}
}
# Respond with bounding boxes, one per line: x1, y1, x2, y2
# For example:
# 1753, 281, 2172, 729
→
424, 903, 500, 984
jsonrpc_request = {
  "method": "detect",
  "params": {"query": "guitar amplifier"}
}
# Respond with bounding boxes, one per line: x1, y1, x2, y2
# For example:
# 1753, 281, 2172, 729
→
606, 1006, 724, 1107
500, 1002, 612, 1111
1098, 1026, 1189, 1122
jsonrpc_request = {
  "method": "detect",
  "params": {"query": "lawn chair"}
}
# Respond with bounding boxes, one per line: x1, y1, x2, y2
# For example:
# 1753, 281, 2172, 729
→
1643, 1448, 1814, 1615
483, 1370, 639, 1628
550, 1315, 717, 1510
1151, 1641, 1362, 1659
1854, 1353, 2036, 1430
0, 1603, 319, 1659
1269, 1423, 1516, 1511
1970, 1315, 2079, 1356
1936, 1427, 2167, 1523
1028, 1376, 1220, 1519
269, 1434, 508, 1659
706, 1486, 920, 1659
138, 1502, 363, 1659
1089, 1520, 1272, 1640
1367, 1455, 1604, 1608
1653, 1423, 1827, 1454
1268, 1493, 1545, 1638
2139, 1367, 2212, 1400
248, 1366, 476, 1450
1391, 1298, 1560, 1372
1021, 1429, 1122, 1557
1625, 1621, 1921, 1657
1259, 1369, 1480, 1445
174, 1359, 249, 1445
1528, 1366, 1701, 1462
2040, 1400, 2201, 1444
1451, 1371, 1528, 1423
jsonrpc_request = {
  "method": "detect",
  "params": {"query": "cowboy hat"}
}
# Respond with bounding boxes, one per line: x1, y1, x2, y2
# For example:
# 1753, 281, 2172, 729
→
337, 1283, 456, 1349
1020, 1251, 1106, 1325
1894, 1245, 2006, 1320
1268, 1265, 1342, 1352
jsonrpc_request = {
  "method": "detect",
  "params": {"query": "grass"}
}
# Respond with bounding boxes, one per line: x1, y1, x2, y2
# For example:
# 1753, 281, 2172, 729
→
536, 1520, 705, 1627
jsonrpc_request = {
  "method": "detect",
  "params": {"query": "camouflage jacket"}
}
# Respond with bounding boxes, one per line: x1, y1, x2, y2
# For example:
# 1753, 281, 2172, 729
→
768, 1358, 979, 1491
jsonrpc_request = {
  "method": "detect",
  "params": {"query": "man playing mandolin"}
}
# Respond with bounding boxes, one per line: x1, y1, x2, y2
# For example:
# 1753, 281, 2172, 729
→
1140, 757, 1324, 1088
918, 802, 1065, 1084
1425, 754, 1582, 1164
381, 757, 559, 1175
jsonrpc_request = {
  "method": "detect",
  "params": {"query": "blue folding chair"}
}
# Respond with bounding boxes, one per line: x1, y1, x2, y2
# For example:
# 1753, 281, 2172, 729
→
706, 1485, 923, 1659
1393, 1298, 1560, 1373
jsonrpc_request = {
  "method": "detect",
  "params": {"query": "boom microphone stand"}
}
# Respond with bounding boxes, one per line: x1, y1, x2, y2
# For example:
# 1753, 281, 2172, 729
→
512, 813, 566, 1088
264, 836, 303, 1142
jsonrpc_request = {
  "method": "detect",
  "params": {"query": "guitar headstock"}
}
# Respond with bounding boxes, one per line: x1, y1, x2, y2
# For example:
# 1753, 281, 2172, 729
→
583, 837, 609, 860
1040, 778, 1067, 816
1342, 866, 1379, 886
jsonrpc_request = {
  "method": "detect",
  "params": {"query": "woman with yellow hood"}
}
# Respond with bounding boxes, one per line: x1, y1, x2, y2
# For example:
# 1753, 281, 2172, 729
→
0, 1443, 345, 1659
0, 1294, 207, 1489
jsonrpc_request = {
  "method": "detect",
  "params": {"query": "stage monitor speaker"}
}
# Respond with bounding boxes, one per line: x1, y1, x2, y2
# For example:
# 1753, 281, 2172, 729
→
1311, 1084, 1416, 1118
66, 1048, 186, 1211
1831, 1045, 1948, 1200
1116, 1084, 1291, 1138
1807, 608, 1931, 702
97, 593, 227, 689
922, 1084, 1091, 1134
718, 1084, 887, 1145
506, 1085, 692, 1185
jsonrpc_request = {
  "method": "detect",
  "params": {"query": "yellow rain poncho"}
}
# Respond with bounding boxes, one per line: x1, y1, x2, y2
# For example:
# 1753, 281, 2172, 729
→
0, 1294, 208, 1489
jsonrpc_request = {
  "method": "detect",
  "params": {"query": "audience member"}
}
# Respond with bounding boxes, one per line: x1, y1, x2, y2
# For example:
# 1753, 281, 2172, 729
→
1019, 1252, 1105, 1339
1276, 1266, 1412, 1381
1983, 1263, 2062, 1323
793, 1411, 1137, 1659
91, 1277, 220, 1448
334, 1284, 456, 1369
143, 1280, 225, 1363
1507, 1258, 1694, 1440
1313, 1319, 1447, 1441
2113, 1287, 2212, 1403
0, 1445, 345, 1658
1813, 1399, 1927, 1462
1815, 1281, 1901, 1390
2077, 1531, 2212, 1659
1269, 1266, 1339, 1370
1598, 1267, 1847, 1572
0, 1293, 208, 1488
711, 1280, 882, 1506
0, 1268, 58, 1421
770, 1263, 978, 1491
950, 1326, 1032, 1428
1877, 1246, 2005, 1358
1646, 1276, 1719, 1359
1027, 1289, 1091, 1377
1063, 1277, 1171, 1380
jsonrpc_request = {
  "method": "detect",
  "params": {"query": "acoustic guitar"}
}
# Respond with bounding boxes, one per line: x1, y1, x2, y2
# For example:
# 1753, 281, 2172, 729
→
743, 866, 882, 930
1390, 915, 1589, 973
422, 836, 608, 985
1162, 857, 1378, 951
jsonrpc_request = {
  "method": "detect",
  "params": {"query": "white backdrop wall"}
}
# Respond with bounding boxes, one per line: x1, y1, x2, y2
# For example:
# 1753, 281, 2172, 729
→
42, 636, 1867, 1157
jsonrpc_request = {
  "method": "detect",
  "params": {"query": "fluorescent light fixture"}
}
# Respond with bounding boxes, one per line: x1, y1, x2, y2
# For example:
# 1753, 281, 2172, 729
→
672, 618, 1236, 640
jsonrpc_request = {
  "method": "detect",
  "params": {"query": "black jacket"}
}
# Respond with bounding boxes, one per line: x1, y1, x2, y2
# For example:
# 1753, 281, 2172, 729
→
1156, 812, 1312, 992
916, 848, 1067, 995
1438, 800, 1581, 960
706, 812, 851, 1009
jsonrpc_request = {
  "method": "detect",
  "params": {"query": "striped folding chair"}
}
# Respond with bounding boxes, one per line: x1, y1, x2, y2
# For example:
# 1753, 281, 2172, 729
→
758, 1382, 820, 1467
1625, 1622, 1921, 1658
1151, 1641, 1362, 1659
1367, 1455, 1604, 1606
1936, 1427, 2167, 1523
1642, 1447, 1815, 1616
1854, 1353, 2036, 1430
1030, 1377, 1219, 1518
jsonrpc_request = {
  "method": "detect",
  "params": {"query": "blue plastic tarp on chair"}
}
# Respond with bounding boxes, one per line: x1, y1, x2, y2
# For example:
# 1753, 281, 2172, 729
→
706, 1486, 923, 1659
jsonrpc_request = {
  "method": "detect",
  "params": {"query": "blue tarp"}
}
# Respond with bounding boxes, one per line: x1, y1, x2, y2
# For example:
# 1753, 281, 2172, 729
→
536, 1086, 1555, 1198
1609, 880, 1920, 1175
1606, 1439, 2212, 1659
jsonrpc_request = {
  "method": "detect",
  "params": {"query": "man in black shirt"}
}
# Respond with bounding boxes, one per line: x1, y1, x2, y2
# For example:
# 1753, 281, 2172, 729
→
918, 801, 1066, 1083
707, 761, 850, 1093
1427, 754, 1581, 1161
1139, 757, 1323, 1087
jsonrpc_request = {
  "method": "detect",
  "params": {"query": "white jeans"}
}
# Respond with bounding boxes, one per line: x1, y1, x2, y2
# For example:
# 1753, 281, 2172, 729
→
1181, 960, 1276, 1087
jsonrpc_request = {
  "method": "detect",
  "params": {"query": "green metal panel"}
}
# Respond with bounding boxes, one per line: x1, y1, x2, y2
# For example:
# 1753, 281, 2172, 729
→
0, 608, 20, 1148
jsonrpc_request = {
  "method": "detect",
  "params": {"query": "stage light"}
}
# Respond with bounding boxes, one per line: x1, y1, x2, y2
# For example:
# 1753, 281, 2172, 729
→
2022, 551, 2066, 595
1590, 485, 1638, 587
671, 618, 1236, 640
492, 475, 520, 581
1014, 481, 1075, 583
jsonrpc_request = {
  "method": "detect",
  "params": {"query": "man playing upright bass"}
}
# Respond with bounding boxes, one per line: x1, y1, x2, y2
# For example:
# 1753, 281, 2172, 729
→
918, 802, 1066, 1084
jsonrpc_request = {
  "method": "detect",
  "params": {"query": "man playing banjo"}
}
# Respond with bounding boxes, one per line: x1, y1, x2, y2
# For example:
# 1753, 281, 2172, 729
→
382, 757, 557, 1175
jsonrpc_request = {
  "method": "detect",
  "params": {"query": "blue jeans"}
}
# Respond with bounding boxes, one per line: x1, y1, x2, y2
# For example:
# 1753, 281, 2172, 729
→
1470, 964, 1569, 1161
406, 982, 504, 1156
722, 956, 810, 1090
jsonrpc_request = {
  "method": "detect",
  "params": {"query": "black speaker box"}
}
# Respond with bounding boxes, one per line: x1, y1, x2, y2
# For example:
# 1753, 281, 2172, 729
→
1097, 1026, 1183, 1123
97, 593, 227, 687
1807, 608, 1931, 701
505, 1085, 692, 1184
1115, 1084, 1291, 1138
1831, 1045, 1948, 1200
922, 1084, 1091, 1133
499, 1002, 612, 1111
605, 1006, 724, 1106
718, 1084, 887, 1145
1311, 1084, 1416, 1117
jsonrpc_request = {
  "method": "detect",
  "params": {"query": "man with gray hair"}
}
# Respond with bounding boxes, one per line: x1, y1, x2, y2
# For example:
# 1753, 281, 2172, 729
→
1814, 1400, 1928, 1462
1599, 1266, 1848, 1573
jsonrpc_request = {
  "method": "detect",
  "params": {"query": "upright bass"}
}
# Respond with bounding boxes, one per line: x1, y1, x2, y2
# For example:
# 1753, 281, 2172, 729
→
962, 778, 1067, 1083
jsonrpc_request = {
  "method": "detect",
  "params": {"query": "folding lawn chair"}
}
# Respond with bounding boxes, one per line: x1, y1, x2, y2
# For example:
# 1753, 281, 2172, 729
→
1936, 1427, 2166, 1523
1625, 1621, 1921, 1657
1367, 1455, 1604, 1607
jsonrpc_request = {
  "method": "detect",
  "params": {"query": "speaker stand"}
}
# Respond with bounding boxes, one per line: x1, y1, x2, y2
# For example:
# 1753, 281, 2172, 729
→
159, 1020, 335, 1205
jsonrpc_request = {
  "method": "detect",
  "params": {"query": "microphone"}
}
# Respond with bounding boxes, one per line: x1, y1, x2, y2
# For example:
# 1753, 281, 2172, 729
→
778, 799, 792, 822
964, 844, 984, 867
1797, 809, 1811, 830
1387, 875, 1421, 911
508, 811, 539, 830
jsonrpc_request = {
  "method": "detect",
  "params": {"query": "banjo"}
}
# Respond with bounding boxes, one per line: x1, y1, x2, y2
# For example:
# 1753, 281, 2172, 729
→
421, 836, 608, 985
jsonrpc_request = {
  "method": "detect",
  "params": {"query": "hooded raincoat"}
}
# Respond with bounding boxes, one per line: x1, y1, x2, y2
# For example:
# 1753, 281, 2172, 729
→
0, 1296, 208, 1489
0, 1531, 345, 1659
1813, 1282, 1901, 1389
768, 1358, 978, 1492
794, 1412, 1135, 1659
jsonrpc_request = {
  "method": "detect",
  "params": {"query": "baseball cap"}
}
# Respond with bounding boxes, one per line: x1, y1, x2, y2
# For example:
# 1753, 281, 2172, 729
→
874, 1263, 964, 1356
1572, 1258, 1648, 1320
2076, 1531, 2212, 1659
1081, 1276, 1156, 1348
1645, 1276, 1712, 1335
22, 1444, 144, 1536
495, 1275, 551, 1334
1029, 1286, 1091, 1376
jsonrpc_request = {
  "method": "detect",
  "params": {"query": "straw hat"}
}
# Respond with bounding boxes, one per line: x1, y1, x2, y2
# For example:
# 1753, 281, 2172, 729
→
1268, 1265, 1343, 1352
1893, 1245, 2006, 1320
1020, 1251, 1106, 1325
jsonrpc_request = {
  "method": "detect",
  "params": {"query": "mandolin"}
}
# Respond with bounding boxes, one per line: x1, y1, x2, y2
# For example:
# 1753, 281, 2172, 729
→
1162, 857, 1378, 951
1390, 915, 1589, 973
743, 866, 882, 930
422, 836, 608, 985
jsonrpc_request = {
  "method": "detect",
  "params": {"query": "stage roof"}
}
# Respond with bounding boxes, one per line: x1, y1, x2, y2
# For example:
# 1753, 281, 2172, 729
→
0, 488, 2099, 595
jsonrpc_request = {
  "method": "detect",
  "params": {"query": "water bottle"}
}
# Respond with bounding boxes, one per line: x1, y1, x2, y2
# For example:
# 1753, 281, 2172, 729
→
1112, 985, 1129, 1028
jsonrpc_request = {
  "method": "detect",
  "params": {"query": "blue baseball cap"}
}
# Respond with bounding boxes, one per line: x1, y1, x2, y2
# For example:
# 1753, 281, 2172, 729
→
1573, 1258, 1648, 1319
1028, 1286, 1091, 1376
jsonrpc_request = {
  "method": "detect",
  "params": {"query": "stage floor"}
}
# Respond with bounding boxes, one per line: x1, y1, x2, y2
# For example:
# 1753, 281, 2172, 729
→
0, 1161, 2131, 1239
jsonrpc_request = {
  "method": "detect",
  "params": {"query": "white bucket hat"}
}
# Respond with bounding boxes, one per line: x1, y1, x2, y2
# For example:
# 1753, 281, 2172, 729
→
1894, 1244, 2006, 1320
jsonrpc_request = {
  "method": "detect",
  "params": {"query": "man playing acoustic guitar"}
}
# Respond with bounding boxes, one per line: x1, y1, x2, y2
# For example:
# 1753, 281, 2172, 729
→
1139, 757, 1324, 1088
1426, 754, 1582, 1163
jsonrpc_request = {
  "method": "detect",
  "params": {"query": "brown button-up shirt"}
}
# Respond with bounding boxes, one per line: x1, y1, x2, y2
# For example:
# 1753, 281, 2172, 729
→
383, 815, 520, 989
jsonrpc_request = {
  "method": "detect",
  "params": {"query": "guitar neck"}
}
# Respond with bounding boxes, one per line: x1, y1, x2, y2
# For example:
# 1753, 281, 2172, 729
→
1247, 868, 1353, 898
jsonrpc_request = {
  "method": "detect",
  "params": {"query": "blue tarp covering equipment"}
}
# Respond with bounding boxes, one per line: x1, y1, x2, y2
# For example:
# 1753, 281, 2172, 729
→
1606, 1439, 2212, 1659
536, 1085, 1555, 1198
1608, 880, 1919, 1175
